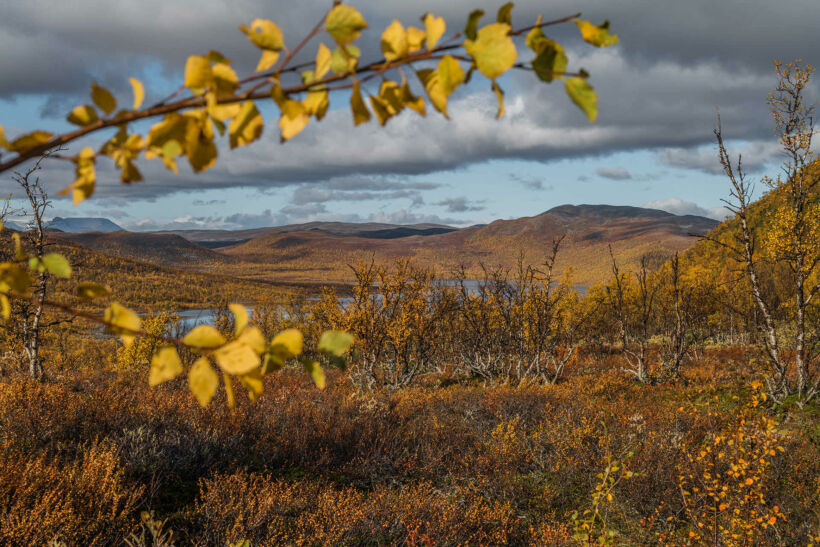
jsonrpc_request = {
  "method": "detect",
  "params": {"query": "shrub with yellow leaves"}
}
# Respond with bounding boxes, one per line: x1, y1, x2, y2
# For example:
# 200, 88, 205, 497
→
660, 385, 788, 545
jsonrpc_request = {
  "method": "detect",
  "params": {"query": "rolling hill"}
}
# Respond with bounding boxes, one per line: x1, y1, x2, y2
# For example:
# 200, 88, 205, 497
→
218, 205, 718, 286
156, 221, 458, 248
49, 231, 235, 268
41, 205, 717, 288
680, 159, 820, 280
0, 232, 298, 311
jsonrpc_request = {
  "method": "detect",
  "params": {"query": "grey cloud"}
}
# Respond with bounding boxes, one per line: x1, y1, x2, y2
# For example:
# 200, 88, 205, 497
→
0, 53, 786, 205
322, 177, 439, 192
95, 197, 132, 207
279, 203, 327, 217
436, 197, 485, 213
288, 176, 437, 207
656, 140, 782, 175
1, 0, 817, 204
291, 187, 424, 205
97, 208, 131, 219
222, 209, 278, 228
268, 206, 466, 228
509, 173, 548, 190
642, 197, 729, 220
2, 0, 819, 99
127, 209, 286, 231
193, 199, 227, 206
60, 48, 779, 201
130, 215, 227, 231
596, 167, 632, 180
364, 209, 464, 226
124, 205, 467, 231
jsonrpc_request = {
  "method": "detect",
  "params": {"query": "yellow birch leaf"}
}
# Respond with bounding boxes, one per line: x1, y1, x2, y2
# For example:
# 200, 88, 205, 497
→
184, 55, 212, 94
380, 20, 408, 61
438, 55, 464, 96
185, 118, 218, 172
315, 43, 332, 79
229, 303, 248, 335
330, 47, 354, 74
67, 105, 99, 126
369, 94, 391, 126
9, 131, 53, 154
464, 9, 485, 41
531, 37, 568, 82
278, 100, 309, 141
183, 324, 226, 349
417, 55, 463, 119
575, 19, 619, 47
104, 302, 141, 347
256, 50, 280, 72
189, 357, 218, 406
213, 340, 260, 375
464, 23, 517, 80
417, 68, 446, 117
212, 63, 239, 96
240, 19, 284, 51
325, 5, 368, 45
406, 26, 425, 53
237, 326, 266, 355
223, 372, 236, 408
492, 80, 505, 119
120, 159, 142, 183
497, 2, 514, 24
206, 95, 241, 123
401, 79, 426, 116
239, 367, 264, 402
270, 328, 303, 358
350, 81, 371, 125
423, 13, 446, 50
303, 90, 329, 120
565, 76, 598, 122
379, 80, 404, 114
228, 101, 263, 149
33, 253, 72, 278
91, 82, 117, 115
302, 359, 326, 389
149, 346, 183, 386
129, 77, 145, 109
318, 330, 354, 356
60, 147, 96, 205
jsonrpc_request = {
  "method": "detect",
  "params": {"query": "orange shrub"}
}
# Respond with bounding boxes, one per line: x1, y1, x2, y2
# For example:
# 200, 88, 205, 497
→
0, 442, 143, 545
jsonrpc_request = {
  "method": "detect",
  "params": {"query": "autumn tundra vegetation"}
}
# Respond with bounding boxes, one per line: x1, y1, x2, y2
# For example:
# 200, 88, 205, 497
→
0, 2, 818, 545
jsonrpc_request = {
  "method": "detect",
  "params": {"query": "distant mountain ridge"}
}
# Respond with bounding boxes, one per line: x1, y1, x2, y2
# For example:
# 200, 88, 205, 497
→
50, 231, 230, 267
49, 205, 719, 286
547, 204, 680, 220
218, 204, 718, 285
47, 217, 123, 233
156, 221, 458, 248
1, 220, 25, 231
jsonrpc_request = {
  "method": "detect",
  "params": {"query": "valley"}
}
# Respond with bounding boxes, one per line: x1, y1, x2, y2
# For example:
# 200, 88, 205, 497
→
48, 204, 718, 289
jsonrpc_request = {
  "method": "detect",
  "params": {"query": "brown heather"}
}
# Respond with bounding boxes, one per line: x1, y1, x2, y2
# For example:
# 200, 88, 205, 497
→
0, 345, 817, 544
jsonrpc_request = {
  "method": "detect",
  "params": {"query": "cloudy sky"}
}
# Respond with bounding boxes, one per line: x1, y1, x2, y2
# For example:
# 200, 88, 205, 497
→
0, 0, 817, 230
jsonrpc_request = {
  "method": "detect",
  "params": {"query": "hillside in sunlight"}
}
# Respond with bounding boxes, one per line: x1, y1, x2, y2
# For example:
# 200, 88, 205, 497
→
679, 160, 820, 275
50, 231, 236, 269
0, 232, 298, 310
216, 205, 717, 286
